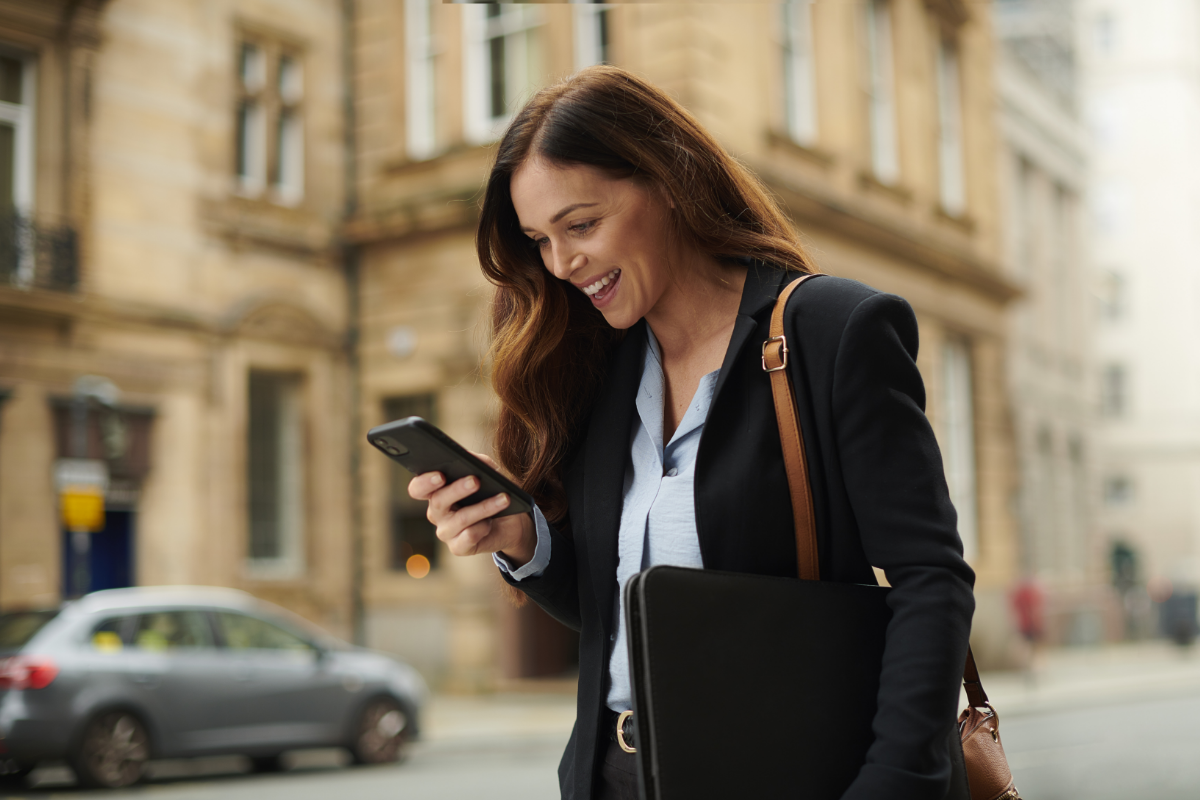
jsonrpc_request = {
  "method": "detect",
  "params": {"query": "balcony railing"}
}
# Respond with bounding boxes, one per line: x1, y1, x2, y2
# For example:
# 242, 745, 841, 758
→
0, 211, 80, 292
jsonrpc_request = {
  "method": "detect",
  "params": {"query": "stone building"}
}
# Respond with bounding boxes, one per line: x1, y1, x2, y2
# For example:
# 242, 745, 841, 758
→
1079, 0, 1200, 630
0, 0, 356, 633
0, 0, 1024, 685
993, 0, 1106, 648
349, 0, 1021, 678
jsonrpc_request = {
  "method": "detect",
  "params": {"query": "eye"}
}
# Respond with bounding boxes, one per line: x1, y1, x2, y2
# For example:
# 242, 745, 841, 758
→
527, 235, 549, 250
568, 220, 596, 236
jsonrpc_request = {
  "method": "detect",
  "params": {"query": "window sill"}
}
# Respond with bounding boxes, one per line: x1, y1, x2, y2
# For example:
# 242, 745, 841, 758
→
935, 204, 976, 234
765, 129, 834, 167
857, 171, 913, 204
243, 559, 306, 582
200, 194, 333, 257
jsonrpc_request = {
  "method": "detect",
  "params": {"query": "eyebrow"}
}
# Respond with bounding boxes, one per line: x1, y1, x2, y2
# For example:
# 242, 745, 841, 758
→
520, 202, 599, 232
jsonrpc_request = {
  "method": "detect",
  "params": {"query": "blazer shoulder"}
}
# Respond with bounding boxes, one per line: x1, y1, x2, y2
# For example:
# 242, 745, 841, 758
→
781, 275, 918, 365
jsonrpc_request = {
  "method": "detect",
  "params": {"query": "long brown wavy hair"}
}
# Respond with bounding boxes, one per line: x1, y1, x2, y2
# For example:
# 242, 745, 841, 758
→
479, 65, 815, 525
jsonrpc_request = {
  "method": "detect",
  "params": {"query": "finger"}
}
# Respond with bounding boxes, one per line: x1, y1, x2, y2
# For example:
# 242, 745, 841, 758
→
446, 519, 494, 557
472, 451, 499, 470
407, 471, 445, 501
439, 492, 512, 546
427, 476, 484, 522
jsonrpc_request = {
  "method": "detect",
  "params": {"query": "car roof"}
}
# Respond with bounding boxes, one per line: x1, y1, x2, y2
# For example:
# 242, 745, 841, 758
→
73, 586, 263, 615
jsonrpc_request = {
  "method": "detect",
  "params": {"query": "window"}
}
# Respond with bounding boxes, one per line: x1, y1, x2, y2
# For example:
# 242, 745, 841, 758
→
781, 0, 818, 146
1099, 269, 1125, 321
0, 52, 36, 285
464, 4, 543, 143
383, 394, 440, 578
91, 616, 134, 652
1100, 363, 1126, 418
1103, 476, 1132, 506
406, 0, 438, 161
573, 1, 610, 71
273, 54, 303, 204
247, 371, 305, 577
942, 338, 978, 561
214, 611, 314, 652
864, 0, 898, 183
935, 37, 965, 216
132, 611, 214, 652
236, 40, 304, 203
236, 43, 267, 194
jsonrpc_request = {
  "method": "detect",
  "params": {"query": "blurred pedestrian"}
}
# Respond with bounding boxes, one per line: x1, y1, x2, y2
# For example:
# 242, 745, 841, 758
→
1010, 575, 1045, 675
408, 65, 975, 800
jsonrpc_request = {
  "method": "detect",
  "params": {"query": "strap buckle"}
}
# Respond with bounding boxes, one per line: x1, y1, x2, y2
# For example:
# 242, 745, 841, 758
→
762, 335, 788, 373
616, 710, 636, 753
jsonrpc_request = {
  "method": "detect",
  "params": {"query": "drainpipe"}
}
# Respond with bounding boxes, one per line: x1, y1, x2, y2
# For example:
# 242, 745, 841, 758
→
342, 0, 366, 647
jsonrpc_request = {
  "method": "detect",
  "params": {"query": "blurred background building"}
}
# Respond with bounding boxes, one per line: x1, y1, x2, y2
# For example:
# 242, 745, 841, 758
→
14, 0, 1168, 689
1079, 0, 1200, 642
992, 0, 1105, 651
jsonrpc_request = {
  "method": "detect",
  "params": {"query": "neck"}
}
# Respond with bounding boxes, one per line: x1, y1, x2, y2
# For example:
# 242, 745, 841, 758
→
645, 255, 747, 364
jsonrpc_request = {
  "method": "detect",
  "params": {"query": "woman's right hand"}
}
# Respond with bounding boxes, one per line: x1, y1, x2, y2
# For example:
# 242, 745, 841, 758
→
408, 455, 537, 567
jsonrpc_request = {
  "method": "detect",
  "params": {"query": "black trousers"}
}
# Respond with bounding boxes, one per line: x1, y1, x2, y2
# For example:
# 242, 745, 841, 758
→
595, 740, 639, 800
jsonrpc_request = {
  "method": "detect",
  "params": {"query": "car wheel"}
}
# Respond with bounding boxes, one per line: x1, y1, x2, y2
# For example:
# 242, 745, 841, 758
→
249, 754, 285, 773
70, 710, 150, 789
349, 696, 409, 765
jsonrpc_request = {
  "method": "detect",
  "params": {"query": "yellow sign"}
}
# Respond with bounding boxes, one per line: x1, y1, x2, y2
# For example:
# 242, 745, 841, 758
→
61, 487, 106, 532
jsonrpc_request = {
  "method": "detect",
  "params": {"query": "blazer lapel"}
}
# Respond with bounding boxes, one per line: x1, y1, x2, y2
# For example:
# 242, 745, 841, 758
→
709, 262, 790, 419
582, 321, 646, 635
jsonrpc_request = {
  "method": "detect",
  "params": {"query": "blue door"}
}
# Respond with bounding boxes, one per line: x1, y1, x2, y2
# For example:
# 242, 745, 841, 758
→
62, 510, 134, 595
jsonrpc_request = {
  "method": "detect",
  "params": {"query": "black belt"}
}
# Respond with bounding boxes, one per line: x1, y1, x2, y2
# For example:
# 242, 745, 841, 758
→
603, 708, 637, 753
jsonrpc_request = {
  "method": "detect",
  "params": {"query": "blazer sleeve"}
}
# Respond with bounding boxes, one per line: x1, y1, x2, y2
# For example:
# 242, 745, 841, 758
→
498, 514, 584, 632
829, 293, 976, 800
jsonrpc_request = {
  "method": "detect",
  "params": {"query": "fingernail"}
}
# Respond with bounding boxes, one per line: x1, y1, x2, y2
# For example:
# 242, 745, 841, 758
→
495, 493, 509, 506
430, 473, 444, 487
470, 477, 480, 490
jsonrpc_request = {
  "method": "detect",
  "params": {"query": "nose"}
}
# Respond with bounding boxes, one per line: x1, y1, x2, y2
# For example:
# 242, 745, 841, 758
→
547, 245, 587, 282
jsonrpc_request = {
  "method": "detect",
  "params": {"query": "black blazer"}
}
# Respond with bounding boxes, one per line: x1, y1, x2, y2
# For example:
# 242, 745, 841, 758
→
505, 264, 976, 800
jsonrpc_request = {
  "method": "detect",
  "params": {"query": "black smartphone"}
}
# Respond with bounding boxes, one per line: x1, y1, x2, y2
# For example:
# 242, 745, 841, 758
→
366, 417, 534, 518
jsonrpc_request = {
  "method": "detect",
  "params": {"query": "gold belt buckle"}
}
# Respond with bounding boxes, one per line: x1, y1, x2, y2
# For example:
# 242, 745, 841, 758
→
616, 709, 636, 754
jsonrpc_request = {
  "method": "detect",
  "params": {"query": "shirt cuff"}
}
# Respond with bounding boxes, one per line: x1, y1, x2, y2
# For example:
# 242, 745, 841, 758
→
493, 505, 551, 581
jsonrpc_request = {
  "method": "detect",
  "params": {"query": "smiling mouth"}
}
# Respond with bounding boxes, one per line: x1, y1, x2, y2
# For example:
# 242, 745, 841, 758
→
581, 268, 621, 298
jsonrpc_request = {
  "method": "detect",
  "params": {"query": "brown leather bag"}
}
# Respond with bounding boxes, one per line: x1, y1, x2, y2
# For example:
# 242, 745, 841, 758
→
767, 274, 1020, 800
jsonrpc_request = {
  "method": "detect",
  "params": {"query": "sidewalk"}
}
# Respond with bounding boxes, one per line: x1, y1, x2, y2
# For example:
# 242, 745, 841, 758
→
420, 639, 1200, 746
977, 638, 1200, 717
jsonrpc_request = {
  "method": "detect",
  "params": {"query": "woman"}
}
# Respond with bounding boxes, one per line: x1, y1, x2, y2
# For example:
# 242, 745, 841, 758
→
409, 65, 975, 800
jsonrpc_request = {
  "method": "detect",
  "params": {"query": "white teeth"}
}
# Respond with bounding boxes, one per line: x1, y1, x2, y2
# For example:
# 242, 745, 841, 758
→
583, 269, 621, 296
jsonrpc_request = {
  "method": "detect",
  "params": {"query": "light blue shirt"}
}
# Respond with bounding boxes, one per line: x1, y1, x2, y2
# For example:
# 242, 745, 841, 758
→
496, 326, 718, 712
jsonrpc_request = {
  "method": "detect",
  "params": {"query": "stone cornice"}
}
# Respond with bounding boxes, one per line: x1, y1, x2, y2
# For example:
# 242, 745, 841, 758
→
756, 165, 1022, 303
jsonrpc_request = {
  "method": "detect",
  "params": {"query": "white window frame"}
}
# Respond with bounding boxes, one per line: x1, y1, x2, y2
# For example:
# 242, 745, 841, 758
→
936, 36, 965, 216
273, 53, 304, 205
463, 4, 544, 145
780, 0, 818, 146
406, 0, 438, 161
236, 42, 267, 196
0, 53, 37, 286
572, 1, 609, 72
865, 0, 899, 184
942, 338, 978, 562
246, 372, 307, 580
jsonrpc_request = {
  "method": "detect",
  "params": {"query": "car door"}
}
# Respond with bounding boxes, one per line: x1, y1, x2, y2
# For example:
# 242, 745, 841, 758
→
211, 611, 346, 748
123, 608, 246, 756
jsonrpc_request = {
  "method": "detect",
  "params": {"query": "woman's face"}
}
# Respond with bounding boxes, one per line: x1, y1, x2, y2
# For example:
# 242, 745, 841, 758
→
509, 158, 675, 330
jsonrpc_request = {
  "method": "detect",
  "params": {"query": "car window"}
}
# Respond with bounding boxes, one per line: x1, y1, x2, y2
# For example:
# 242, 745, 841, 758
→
214, 612, 314, 652
91, 616, 136, 652
132, 611, 214, 652
0, 611, 58, 649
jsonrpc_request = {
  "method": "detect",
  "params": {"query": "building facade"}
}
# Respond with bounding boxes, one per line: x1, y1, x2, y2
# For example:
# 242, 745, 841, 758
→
0, 0, 356, 633
350, 0, 1022, 677
993, 0, 1106, 649
0, 0, 1024, 685
1079, 0, 1200, 630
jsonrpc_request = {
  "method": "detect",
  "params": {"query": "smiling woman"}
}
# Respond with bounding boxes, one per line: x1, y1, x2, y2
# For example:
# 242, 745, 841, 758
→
408, 65, 976, 800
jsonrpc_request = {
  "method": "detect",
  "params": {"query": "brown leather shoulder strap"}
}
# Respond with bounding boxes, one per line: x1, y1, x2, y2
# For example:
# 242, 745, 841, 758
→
765, 273, 986, 706
764, 273, 821, 581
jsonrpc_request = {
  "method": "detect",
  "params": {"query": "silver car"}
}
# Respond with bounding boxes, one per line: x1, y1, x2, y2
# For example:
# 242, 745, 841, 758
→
0, 586, 428, 789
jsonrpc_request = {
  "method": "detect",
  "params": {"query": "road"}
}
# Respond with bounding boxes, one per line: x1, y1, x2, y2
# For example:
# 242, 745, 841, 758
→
6, 687, 1200, 799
